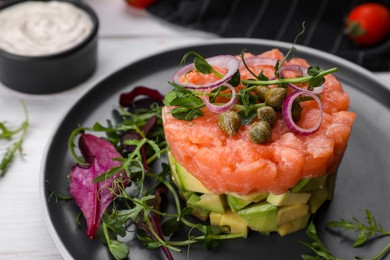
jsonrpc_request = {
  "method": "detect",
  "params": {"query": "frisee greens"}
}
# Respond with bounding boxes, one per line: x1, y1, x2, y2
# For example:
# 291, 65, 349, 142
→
0, 101, 29, 178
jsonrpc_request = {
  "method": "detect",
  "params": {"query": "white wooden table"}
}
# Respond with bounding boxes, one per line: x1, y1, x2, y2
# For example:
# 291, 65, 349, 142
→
0, 1, 389, 259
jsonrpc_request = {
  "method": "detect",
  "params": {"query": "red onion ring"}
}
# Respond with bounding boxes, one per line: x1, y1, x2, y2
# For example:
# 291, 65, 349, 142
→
202, 83, 238, 113
280, 65, 325, 94
282, 90, 323, 135
172, 55, 240, 90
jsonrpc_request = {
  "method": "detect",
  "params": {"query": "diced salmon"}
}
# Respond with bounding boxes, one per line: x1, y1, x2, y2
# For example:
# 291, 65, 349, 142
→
163, 49, 356, 195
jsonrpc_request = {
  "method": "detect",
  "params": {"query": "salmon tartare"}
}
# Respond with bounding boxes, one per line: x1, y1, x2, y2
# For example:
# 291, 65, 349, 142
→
162, 49, 356, 236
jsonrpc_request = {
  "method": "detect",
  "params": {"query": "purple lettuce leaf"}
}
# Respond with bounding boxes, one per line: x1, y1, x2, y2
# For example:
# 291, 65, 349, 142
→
119, 86, 164, 107
70, 133, 128, 238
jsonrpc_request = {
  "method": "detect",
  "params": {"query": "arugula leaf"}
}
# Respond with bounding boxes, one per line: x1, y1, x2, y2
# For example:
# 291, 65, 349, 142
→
300, 221, 341, 260
327, 209, 390, 247
0, 101, 29, 178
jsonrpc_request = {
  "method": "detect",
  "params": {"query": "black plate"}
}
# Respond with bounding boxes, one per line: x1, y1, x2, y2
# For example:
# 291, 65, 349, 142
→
40, 39, 390, 260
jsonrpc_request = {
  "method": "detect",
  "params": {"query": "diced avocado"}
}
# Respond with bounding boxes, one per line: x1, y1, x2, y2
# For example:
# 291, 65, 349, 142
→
219, 211, 248, 237
277, 214, 310, 236
309, 186, 328, 214
210, 212, 222, 226
179, 190, 194, 200
175, 161, 212, 194
186, 194, 210, 221
227, 195, 252, 212
326, 172, 337, 200
197, 194, 227, 214
238, 202, 278, 233
228, 192, 269, 202
291, 175, 328, 192
267, 192, 311, 206
277, 204, 309, 226
168, 152, 183, 190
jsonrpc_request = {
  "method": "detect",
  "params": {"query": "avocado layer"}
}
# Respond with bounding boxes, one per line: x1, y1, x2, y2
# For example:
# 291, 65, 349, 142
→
168, 153, 334, 236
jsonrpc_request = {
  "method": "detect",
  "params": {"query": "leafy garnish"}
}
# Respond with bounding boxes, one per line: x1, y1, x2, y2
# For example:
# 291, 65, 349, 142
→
307, 66, 326, 90
0, 101, 29, 178
300, 221, 341, 260
180, 51, 223, 78
302, 210, 390, 260
327, 209, 390, 248
164, 82, 205, 121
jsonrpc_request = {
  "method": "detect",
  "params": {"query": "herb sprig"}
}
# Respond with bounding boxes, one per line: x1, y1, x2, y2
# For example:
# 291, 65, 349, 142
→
301, 210, 390, 260
0, 101, 29, 177
327, 209, 390, 248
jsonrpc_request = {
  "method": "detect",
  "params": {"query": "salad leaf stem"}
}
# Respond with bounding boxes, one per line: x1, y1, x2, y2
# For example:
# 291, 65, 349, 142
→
0, 101, 29, 177
242, 67, 338, 89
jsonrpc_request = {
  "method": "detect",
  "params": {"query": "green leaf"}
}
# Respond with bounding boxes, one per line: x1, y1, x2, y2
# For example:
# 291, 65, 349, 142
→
238, 110, 257, 125
308, 76, 325, 89
228, 70, 241, 87
0, 102, 29, 178
307, 66, 323, 76
161, 217, 182, 236
327, 209, 390, 249
103, 214, 127, 237
109, 240, 129, 259
170, 95, 204, 108
194, 56, 213, 74
257, 71, 269, 81
180, 51, 223, 78
171, 108, 204, 121
163, 90, 179, 106
300, 221, 341, 260
353, 230, 367, 247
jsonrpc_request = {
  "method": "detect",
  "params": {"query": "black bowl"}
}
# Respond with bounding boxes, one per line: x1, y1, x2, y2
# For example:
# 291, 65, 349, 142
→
0, 0, 99, 94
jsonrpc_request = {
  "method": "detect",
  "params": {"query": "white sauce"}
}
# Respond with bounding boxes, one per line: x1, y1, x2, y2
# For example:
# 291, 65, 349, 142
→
0, 1, 94, 56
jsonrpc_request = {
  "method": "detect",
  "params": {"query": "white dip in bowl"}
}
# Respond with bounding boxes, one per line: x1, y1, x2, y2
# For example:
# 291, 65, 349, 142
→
0, 1, 94, 56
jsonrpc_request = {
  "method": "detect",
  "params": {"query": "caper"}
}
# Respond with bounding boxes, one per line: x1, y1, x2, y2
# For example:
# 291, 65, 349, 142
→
254, 86, 269, 102
265, 87, 287, 111
291, 100, 303, 122
218, 110, 241, 136
257, 106, 277, 127
249, 121, 272, 144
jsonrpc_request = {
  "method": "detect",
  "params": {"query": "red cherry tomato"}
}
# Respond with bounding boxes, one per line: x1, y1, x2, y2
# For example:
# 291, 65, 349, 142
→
126, 0, 156, 9
345, 3, 390, 46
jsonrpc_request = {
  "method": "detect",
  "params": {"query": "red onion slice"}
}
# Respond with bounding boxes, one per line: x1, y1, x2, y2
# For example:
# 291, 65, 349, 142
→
203, 83, 238, 113
282, 90, 323, 135
172, 55, 240, 90
280, 65, 325, 94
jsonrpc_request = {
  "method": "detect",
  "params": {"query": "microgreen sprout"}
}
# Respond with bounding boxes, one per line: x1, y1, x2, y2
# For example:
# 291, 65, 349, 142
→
0, 101, 29, 178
